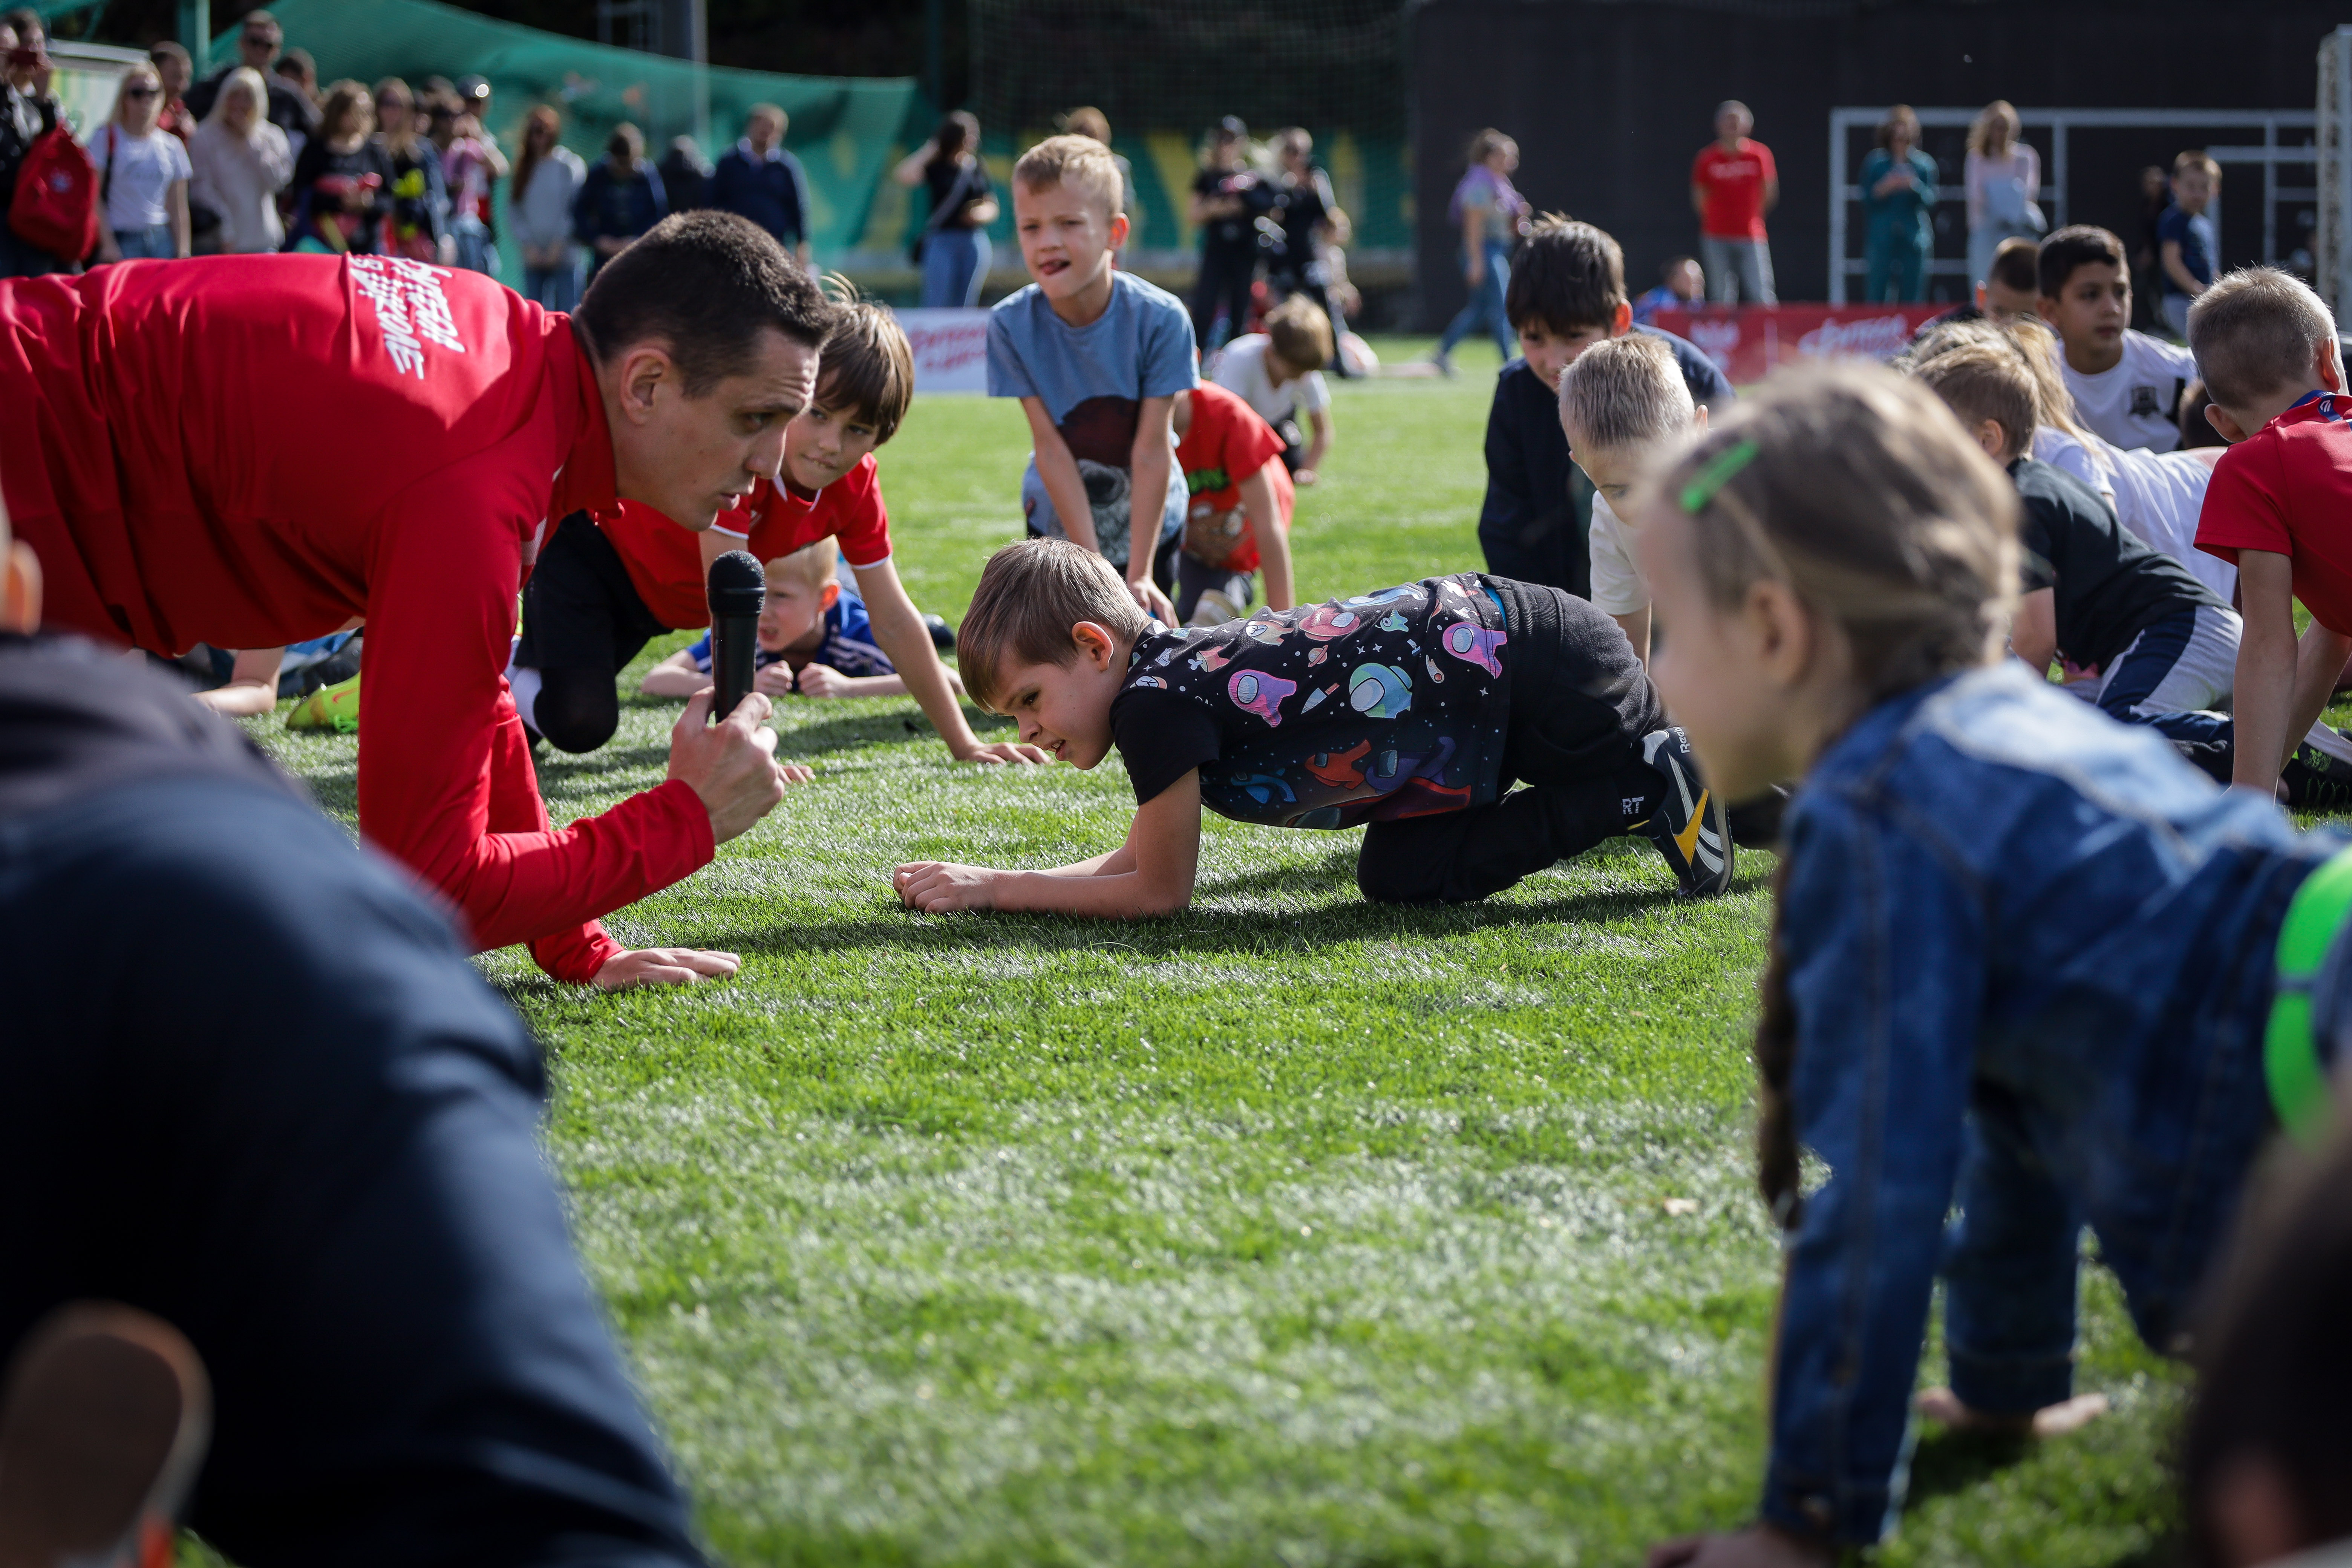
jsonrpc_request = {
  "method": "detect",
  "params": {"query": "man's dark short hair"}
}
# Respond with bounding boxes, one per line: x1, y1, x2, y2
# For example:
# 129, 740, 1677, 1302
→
573, 211, 835, 397
1505, 214, 1625, 335
2038, 225, 2128, 299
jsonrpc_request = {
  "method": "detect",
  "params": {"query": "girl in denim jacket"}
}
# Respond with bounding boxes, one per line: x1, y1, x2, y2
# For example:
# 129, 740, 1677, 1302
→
1637, 363, 2339, 1567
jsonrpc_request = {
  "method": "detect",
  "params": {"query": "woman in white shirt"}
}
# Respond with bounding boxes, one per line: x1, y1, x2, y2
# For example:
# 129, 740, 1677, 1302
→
188, 67, 291, 254
1965, 100, 2043, 291
91, 62, 191, 262
509, 106, 587, 313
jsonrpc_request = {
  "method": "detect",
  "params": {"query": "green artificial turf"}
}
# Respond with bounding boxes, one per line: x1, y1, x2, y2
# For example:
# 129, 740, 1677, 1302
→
234, 334, 2193, 1566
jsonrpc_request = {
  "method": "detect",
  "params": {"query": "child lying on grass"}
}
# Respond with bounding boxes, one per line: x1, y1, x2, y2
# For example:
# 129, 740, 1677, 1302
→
892, 536, 1734, 916
640, 539, 966, 702
1635, 361, 2344, 1567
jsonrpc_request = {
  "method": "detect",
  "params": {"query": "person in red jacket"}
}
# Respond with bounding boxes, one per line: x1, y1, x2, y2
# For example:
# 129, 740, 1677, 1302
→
0, 211, 822, 988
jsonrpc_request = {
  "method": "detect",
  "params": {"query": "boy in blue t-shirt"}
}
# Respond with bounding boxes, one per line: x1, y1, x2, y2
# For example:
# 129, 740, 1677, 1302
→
987, 133, 1197, 625
2157, 152, 2219, 338
639, 539, 964, 701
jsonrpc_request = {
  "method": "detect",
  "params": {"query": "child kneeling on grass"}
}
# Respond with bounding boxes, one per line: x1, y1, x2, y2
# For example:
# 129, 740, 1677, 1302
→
640, 539, 964, 701
1637, 361, 2345, 1567
893, 537, 1735, 916
1171, 381, 1295, 627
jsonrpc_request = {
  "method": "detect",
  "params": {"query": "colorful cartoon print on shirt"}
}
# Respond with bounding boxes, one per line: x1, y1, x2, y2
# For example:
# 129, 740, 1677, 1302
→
1228, 668, 1297, 724
1440, 620, 1507, 676
1347, 662, 1413, 718
1109, 573, 1514, 831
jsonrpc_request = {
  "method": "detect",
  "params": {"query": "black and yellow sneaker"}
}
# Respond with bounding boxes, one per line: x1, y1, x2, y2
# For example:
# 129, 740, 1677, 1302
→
2285, 742, 2352, 814
1637, 727, 1733, 898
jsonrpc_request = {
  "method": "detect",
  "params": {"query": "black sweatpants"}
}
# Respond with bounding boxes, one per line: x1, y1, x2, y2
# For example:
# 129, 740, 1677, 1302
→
1191, 243, 1260, 351
513, 511, 672, 754
1355, 579, 1666, 904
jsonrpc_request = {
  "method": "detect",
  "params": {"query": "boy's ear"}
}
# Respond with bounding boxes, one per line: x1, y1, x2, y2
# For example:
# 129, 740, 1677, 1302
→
2315, 336, 2346, 396
819, 580, 841, 611
0, 540, 42, 636
1608, 300, 1632, 338
2205, 401, 2250, 444
1692, 403, 1710, 434
1108, 210, 1130, 251
1072, 620, 1118, 668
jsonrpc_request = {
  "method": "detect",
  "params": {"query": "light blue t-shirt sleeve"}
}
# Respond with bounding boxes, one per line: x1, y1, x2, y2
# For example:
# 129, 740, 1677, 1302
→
986, 301, 1038, 400
1138, 290, 1199, 399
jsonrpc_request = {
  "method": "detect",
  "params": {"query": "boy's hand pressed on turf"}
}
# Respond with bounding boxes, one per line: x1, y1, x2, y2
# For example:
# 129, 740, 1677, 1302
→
754, 662, 799, 697
667, 688, 803, 844
894, 861, 1001, 911
952, 739, 1052, 766
794, 663, 856, 699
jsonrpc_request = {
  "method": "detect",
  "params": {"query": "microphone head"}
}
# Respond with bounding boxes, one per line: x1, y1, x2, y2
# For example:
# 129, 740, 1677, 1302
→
707, 549, 766, 618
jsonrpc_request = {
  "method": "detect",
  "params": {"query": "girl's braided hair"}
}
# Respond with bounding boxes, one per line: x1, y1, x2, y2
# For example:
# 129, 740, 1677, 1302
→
1648, 361, 2021, 1226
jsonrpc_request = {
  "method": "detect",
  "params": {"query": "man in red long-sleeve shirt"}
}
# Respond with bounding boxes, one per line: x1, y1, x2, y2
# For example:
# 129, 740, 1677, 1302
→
0, 212, 824, 987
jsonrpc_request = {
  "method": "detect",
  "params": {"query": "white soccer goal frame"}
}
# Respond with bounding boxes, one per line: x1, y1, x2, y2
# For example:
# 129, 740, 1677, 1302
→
1827, 105, 2317, 303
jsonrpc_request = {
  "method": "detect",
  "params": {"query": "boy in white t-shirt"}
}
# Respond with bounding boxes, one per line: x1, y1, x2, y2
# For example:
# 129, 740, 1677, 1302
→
1212, 295, 1335, 482
2038, 225, 2197, 452
1557, 333, 1701, 666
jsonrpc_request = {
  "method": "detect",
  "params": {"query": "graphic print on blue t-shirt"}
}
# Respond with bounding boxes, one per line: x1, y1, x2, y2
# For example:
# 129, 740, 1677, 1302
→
683, 592, 894, 678
1109, 574, 1513, 829
987, 270, 1199, 570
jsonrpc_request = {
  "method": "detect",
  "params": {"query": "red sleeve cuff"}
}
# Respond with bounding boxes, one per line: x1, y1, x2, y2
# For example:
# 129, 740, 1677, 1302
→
523, 779, 716, 986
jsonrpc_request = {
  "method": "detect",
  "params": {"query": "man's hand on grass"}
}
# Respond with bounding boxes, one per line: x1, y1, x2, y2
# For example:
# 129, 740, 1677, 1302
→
666, 689, 811, 845
952, 739, 1052, 766
593, 947, 743, 989
1645, 1522, 1835, 1568
895, 861, 1002, 911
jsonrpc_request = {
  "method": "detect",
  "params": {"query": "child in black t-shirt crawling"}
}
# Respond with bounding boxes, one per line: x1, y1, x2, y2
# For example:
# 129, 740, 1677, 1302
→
892, 537, 1735, 915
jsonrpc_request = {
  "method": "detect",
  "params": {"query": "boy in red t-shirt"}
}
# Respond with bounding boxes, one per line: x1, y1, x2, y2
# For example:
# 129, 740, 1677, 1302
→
2190, 266, 2352, 796
1689, 100, 1778, 305
511, 295, 1045, 766
1171, 382, 1295, 626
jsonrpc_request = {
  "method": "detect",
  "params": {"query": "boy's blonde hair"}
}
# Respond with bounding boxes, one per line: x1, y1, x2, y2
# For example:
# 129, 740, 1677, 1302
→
1557, 333, 1694, 452
766, 538, 839, 591
958, 537, 1151, 711
1655, 362, 2019, 1232
2174, 149, 2221, 183
813, 275, 915, 443
1264, 294, 1334, 372
1912, 339, 2039, 462
2188, 266, 2339, 411
1012, 134, 1124, 220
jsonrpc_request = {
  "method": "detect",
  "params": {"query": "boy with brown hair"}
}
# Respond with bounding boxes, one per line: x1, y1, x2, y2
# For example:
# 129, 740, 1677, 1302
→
2191, 266, 2352, 798
511, 288, 1039, 764
892, 538, 1735, 916
1213, 293, 1336, 481
2037, 224, 2198, 452
1481, 214, 1731, 596
988, 133, 1197, 625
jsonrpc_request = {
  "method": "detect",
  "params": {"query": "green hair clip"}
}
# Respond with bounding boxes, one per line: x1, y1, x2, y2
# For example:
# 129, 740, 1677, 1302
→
1679, 439, 1760, 514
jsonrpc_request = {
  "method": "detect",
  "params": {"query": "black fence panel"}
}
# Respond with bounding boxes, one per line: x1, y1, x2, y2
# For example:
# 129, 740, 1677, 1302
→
1409, 0, 2345, 327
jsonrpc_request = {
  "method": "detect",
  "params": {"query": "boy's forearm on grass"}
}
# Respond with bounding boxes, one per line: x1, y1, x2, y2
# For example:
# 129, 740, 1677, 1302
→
640, 657, 706, 697
2288, 622, 2352, 768
1305, 409, 1332, 471
2233, 551, 2301, 788
997, 775, 1199, 914
1129, 398, 1178, 586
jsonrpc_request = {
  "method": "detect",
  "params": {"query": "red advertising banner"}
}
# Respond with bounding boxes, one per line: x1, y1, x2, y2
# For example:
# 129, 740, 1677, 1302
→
1650, 304, 1950, 385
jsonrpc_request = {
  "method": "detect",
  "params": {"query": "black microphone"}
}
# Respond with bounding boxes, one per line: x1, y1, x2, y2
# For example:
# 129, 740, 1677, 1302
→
706, 549, 764, 725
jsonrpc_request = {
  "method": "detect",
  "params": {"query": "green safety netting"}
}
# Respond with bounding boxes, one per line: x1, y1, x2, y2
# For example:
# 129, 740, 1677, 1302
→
217, 0, 919, 276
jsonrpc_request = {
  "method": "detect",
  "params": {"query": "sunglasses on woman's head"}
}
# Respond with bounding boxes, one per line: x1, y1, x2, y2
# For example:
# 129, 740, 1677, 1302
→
124, 84, 159, 99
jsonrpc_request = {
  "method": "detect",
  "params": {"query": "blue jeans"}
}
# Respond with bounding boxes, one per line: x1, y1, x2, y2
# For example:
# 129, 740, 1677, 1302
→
452, 213, 495, 275
1764, 663, 2328, 1542
524, 256, 582, 314
113, 224, 177, 260
1438, 237, 1514, 362
1862, 230, 1928, 303
922, 226, 989, 308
